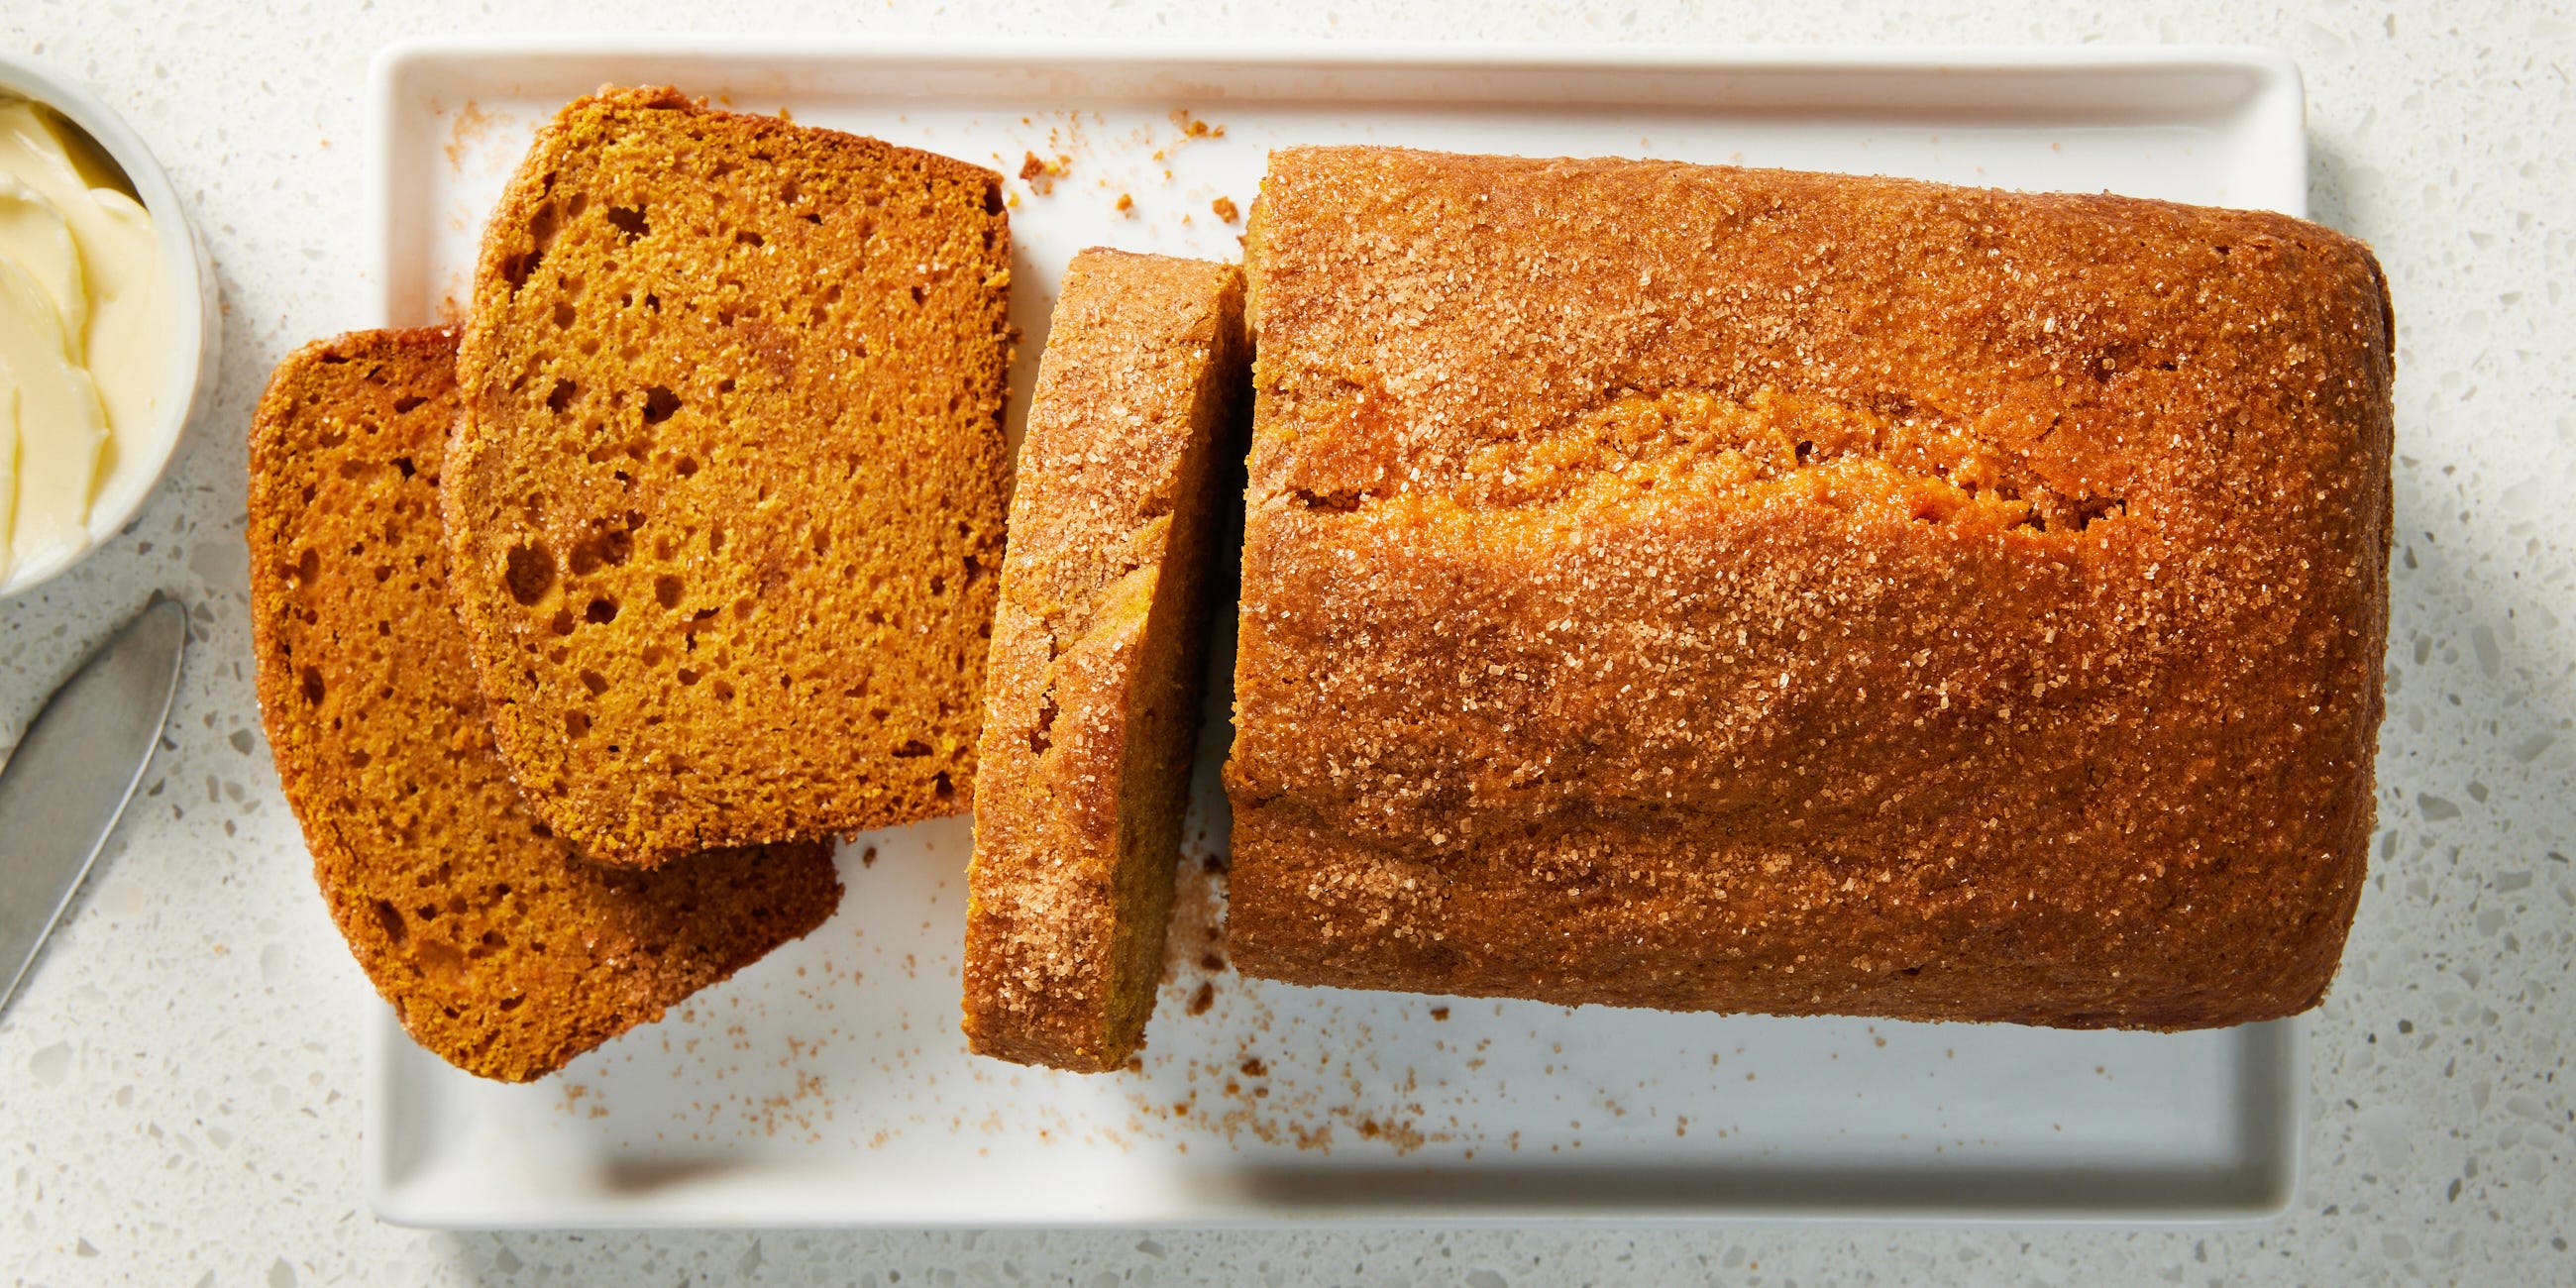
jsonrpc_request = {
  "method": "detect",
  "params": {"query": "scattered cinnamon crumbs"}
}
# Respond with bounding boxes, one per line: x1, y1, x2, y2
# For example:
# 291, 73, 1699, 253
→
1019, 150, 1070, 194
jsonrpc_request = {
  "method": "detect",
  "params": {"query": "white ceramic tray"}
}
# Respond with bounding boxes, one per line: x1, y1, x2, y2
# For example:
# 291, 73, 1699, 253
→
365, 39, 2310, 1228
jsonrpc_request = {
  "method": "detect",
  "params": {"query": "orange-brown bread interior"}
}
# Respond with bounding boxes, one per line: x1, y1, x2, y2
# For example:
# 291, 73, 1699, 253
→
251, 327, 842, 1082
444, 86, 1013, 867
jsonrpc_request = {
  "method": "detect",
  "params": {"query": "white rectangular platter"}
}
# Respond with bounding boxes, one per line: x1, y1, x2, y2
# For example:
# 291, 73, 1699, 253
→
367, 39, 2309, 1228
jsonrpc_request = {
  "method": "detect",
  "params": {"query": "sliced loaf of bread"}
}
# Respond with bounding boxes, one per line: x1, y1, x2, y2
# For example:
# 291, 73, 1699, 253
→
962, 250, 1246, 1071
1223, 146, 2391, 1027
444, 86, 1014, 867
251, 327, 842, 1083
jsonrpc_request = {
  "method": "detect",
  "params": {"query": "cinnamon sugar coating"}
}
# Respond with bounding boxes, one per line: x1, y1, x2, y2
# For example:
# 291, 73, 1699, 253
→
964, 251, 1246, 1070
1225, 147, 2394, 1029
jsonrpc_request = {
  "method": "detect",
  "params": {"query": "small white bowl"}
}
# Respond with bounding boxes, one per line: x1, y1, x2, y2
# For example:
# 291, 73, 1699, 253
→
0, 55, 220, 599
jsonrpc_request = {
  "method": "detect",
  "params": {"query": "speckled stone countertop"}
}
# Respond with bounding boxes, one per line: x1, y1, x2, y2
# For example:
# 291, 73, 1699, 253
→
2, 1, 2568, 1284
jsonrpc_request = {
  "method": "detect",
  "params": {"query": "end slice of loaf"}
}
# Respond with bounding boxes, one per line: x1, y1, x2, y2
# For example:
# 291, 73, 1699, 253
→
251, 327, 842, 1083
444, 86, 1014, 868
961, 250, 1246, 1071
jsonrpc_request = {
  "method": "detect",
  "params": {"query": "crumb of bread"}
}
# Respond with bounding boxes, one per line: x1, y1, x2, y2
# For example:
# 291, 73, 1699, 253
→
446, 86, 1012, 867
251, 327, 841, 1082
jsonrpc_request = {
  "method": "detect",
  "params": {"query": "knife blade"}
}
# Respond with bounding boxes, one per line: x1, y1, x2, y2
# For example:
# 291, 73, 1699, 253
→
0, 595, 186, 1017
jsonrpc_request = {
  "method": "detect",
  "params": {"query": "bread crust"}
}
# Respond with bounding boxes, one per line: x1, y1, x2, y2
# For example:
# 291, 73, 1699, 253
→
445, 86, 1014, 867
962, 251, 1247, 1070
250, 327, 841, 1082
1226, 147, 2395, 1029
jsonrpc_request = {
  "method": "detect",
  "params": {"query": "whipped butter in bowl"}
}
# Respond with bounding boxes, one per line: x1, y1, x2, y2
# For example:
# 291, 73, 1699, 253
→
0, 59, 218, 597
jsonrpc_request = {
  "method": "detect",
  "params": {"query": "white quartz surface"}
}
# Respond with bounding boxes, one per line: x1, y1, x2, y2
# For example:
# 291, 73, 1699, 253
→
1, 1, 2568, 1284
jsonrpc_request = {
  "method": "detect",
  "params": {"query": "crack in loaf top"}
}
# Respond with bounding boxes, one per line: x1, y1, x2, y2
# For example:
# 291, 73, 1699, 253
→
1244, 145, 2394, 538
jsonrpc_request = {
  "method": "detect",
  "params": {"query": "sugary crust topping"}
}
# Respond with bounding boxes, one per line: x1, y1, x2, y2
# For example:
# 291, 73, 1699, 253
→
964, 250, 1247, 1070
1226, 147, 2395, 1028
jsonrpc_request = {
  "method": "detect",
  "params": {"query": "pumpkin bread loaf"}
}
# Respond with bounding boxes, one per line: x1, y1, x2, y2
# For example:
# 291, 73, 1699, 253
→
444, 86, 1014, 868
251, 327, 842, 1083
1225, 147, 2395, 1030
962, 251, 1247, 1071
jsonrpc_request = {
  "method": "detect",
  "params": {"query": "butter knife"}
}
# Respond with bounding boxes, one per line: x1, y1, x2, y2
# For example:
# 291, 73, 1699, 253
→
0, 595, 186, 1017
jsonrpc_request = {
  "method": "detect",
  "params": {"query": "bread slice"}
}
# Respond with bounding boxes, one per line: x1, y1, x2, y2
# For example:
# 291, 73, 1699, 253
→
961, 251, 1246, 1071
444, 86, 1014, 868
1226, 147, 2393, 1029
251, 327, 842, 1083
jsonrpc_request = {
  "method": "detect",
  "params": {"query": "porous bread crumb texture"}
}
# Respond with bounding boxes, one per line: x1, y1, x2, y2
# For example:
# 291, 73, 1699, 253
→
962, 250, 1247, 1072
248, 328, 842, 1083
1226, 146, 2397, 1030
445, 86, 1014, 868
